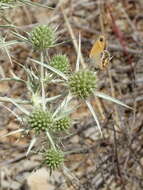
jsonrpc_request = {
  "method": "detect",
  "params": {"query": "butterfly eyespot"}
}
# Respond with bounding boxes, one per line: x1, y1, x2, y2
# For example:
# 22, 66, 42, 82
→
99, 36, 104, 42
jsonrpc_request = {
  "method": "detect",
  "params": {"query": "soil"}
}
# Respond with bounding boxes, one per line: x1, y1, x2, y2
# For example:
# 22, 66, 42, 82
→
0, 0, 143, 190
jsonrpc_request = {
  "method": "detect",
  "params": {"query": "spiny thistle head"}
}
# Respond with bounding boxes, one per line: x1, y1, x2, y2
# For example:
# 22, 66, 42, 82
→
54, 116, 71, 132
43, 149, 64, 170
28, 109, 53, 133
68, 70, 97, 99
50, 54, 70, 73
30, 25, 56, 50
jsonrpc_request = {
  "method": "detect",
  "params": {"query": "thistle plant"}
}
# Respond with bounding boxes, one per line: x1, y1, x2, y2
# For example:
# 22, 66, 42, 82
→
54, 116, 71, 132
50, 54, 70, 73
68, 70, 97, 99
0, 2, 132, 176
0, 0, 16, 9
31, 34, 132, 136
30, 25, 56, 50
43, 149, 64, 171
0, 0, 53, 12
28, 109, 54, 133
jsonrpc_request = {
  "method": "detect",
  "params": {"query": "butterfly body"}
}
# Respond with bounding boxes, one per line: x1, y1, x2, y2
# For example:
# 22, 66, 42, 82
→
100, 50, 112, 70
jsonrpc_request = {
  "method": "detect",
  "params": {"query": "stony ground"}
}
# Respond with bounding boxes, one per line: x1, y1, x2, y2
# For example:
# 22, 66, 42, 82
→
0, 0, 143, 189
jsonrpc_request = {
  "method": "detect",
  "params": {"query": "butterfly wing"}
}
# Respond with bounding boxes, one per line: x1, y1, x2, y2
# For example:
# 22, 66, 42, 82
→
100, 50, 112, 70
89, 35, 107, 67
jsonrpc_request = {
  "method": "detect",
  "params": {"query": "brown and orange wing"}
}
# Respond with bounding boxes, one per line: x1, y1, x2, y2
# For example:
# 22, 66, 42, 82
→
100, 50, 112, 70
89, 35, 107, 59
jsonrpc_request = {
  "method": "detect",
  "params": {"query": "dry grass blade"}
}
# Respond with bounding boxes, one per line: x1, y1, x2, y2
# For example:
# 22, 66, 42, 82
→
26, 137, 36, 156
61, 6, 86, 69
0, 129, 25, 138
0, 40, 19, 48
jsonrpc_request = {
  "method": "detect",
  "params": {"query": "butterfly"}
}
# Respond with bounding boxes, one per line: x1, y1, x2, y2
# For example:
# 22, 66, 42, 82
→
89, 35, 112, 70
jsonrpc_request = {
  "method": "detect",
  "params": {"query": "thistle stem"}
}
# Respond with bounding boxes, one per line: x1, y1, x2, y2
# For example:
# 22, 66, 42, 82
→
46, 130, 56, 150
40, 51, 46, 111
85, 100, 103, 137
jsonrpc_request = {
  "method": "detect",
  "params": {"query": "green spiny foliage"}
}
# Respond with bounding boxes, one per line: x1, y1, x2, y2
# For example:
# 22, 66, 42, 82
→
0, 1, 132, 177
0, 0, 15, 3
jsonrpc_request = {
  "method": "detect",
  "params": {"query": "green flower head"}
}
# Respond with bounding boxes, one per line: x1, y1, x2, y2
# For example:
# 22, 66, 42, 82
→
54, 116, 71, 132
30, 25, 56, 50
50, 54, 70, 73
43, 149, 64, 170
28, 109, 53, 133
68, 70, 97, 99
